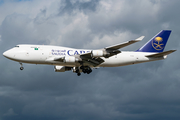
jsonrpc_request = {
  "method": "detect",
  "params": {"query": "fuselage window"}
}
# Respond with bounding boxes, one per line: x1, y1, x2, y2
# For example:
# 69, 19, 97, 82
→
15, 46, 19, 48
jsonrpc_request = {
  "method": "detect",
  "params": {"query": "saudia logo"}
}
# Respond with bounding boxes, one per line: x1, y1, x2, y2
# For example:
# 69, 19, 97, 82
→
51, 49, 90, 56
152, 37, 164, 50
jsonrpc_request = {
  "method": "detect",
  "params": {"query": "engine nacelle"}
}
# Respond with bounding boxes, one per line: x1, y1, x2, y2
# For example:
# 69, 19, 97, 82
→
91, 50, 110, 57
64, 56, 76, 63
54, 66, 72, 72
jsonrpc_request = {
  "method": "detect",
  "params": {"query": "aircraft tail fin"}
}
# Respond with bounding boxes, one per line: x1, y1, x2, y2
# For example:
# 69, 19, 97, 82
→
136, 30, 171, 52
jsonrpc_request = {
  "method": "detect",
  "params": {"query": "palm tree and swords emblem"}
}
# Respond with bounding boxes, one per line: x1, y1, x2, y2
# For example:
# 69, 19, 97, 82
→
152, 37, 164, 50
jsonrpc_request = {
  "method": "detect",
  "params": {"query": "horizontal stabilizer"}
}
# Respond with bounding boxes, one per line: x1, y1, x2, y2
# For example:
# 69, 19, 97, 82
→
146, 50, 176, 58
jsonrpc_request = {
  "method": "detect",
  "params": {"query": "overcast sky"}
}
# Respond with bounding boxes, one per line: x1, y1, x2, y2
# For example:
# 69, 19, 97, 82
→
0, 0, 180, 120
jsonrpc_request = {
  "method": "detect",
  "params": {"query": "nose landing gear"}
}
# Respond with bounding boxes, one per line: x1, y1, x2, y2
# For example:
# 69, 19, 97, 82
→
19, 63, 24, 70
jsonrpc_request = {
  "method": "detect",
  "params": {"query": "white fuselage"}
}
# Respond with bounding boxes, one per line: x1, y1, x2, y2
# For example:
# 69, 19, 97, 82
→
3, 44, 165, 67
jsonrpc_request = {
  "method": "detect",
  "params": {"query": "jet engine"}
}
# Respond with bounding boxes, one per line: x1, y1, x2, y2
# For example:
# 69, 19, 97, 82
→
64, 56, 76, 63
91, 50, 110, 57
54, 66, 72, 72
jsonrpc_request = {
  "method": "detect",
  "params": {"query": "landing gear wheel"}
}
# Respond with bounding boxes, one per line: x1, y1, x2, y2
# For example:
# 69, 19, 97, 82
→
81, 66, 92, 74
77, 73, 81, 76
76, 69, 80, 73
82, 69, 87, 73
20, 67, 24, 70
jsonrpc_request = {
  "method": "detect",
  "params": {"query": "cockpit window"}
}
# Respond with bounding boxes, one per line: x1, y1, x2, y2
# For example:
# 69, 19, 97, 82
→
15, 45, 19, 47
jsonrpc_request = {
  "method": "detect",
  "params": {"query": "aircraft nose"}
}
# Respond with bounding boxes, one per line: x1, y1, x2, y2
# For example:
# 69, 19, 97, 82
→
3, 51, 8, 57
3, 50, 13, 59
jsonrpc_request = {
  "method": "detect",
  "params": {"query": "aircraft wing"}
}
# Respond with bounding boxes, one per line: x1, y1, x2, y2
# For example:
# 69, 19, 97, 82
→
105, 36, 144, 50
79, 36, 144, 66
100, 36, 144, 58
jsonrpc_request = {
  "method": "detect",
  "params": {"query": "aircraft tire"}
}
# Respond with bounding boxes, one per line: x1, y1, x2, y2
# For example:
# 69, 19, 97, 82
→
82, 69, 86, 73
20, 67, 24, 70
77, 73, 81, 76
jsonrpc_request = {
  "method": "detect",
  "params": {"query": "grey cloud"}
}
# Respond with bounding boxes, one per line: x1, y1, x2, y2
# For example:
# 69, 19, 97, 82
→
58, 0, 99, 15
3, 108, 18, 116
1, 14, 34, 45
1, 0, 180, 120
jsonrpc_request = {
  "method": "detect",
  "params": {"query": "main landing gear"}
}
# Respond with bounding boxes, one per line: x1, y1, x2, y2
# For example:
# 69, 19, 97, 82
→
77, 73, 81, 76
75, 69, 81, 76
80, 66, 92, 74
19, 63, 24, 70
74, 66, 92, 76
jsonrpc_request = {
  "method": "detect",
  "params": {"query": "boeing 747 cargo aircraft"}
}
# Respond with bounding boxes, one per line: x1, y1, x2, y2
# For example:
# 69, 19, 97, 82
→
3, 30, 176, 76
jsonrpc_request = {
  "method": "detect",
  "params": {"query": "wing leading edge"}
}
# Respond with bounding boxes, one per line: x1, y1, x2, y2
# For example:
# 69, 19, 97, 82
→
105, 36, 144, 50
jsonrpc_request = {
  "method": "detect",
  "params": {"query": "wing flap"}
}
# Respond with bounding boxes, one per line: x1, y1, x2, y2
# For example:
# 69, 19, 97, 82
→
146, 50, 176, 58
80, 52, 104, 67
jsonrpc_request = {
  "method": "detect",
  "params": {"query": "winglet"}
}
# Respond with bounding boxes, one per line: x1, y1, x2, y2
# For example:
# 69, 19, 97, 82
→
135, 36, 145, 41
